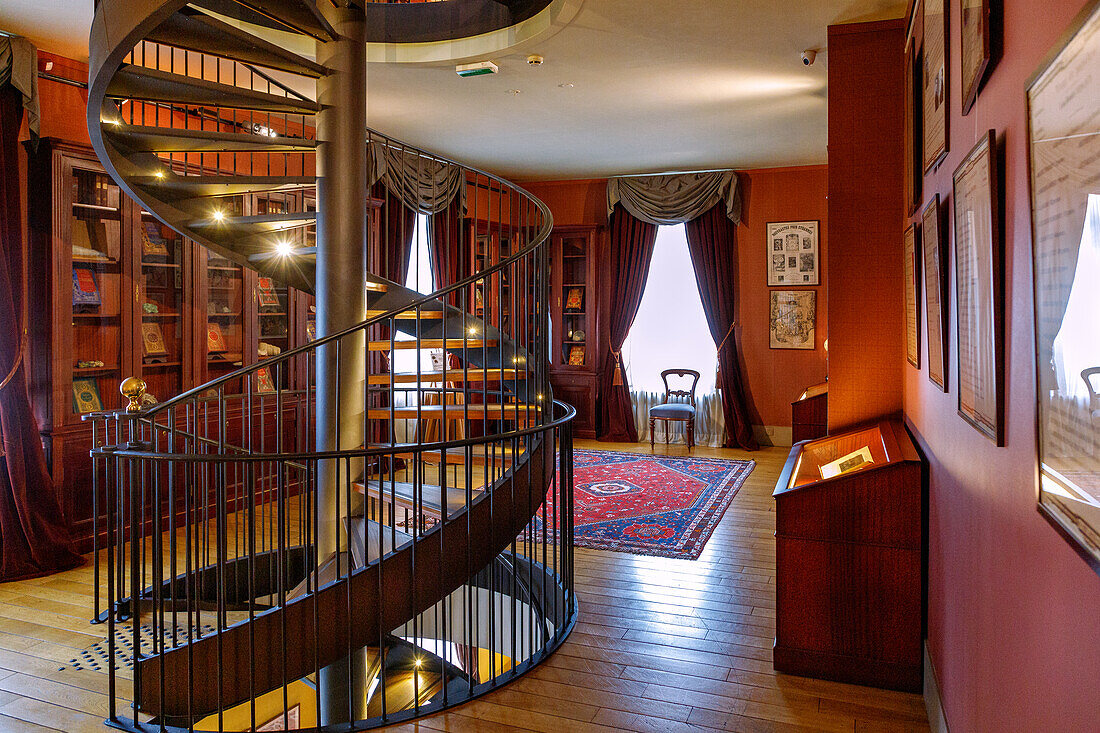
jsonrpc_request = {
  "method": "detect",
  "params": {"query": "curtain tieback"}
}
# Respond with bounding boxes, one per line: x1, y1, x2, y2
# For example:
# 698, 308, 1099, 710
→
714, 321, 738, 384
610, 347, 624, 387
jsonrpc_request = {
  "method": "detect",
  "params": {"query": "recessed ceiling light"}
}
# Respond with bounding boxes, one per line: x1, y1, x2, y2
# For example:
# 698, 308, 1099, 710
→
558, 83, 574, 89
508, 89, 522, 95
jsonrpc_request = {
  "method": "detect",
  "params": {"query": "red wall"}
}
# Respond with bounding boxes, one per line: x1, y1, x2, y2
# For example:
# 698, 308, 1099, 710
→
525, 167, 828, 439
902, 0, 1100, 729
826, 19, 906, 432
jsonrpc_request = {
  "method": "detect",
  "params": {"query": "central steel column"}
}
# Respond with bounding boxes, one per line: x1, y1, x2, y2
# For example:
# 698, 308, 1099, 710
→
315, 3, 368, 725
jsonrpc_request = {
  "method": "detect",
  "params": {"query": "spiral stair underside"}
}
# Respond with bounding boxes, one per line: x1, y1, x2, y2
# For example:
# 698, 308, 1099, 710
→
85, 1, 572, 728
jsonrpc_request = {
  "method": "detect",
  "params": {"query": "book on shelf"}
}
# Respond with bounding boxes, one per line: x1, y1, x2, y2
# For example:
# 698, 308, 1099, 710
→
72, 267, 101, 307
207, 323, 228, 353
257, 276, 279, 307
568, 345, 585, 366
141, 322, 169, 358
565, 287, 583, 311
254, 367, 276, 394
72, 378, 104, 414
306, 320, 317, 341
141, 221, 170, 258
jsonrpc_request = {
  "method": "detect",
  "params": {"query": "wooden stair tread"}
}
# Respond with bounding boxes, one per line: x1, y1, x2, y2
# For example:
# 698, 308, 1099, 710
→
365, 309, 445, 320
370, 338, 498, 351
367, 369, 526, 385
354, 480, 485, 516
367, 403, 539, 420
387, 445, 525, 466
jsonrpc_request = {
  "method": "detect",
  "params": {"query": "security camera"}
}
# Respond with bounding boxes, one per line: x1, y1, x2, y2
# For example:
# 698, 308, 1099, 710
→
801, 49, 817, 66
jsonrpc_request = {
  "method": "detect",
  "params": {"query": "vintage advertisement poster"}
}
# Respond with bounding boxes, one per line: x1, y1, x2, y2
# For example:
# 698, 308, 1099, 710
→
766, 221, 818, 286
769, 290, 815, 350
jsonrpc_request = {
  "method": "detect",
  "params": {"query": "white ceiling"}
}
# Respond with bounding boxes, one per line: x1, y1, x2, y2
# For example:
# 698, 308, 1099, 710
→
1, 0, 905, 180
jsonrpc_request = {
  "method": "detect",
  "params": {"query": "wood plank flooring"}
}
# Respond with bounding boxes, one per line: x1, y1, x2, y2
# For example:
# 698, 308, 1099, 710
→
0, 440, 929, 732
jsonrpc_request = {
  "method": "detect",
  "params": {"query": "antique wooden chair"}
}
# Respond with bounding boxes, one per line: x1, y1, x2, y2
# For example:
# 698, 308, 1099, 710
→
649, 368, 700, 452
1082, 367, 1100, 418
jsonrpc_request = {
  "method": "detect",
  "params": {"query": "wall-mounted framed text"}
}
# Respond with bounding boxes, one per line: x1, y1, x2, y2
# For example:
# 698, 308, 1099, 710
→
960, 0, 996, 115
904, 224, 921, 368
922, 194, 948, 391
766, 221, 818, 286
769, 290, 815, 350
923, 0, 949, 171
1026, 0, 1100, 575
904, 27, 924, 215
952, 130, 1003, 445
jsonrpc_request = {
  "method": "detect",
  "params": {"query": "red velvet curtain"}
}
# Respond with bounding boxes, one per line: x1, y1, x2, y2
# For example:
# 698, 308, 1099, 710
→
370, 183, 415, 284
429, 202, 464, 304
597, 205, 657, 442
685, 203, 758, 450
0, 86, 82, 580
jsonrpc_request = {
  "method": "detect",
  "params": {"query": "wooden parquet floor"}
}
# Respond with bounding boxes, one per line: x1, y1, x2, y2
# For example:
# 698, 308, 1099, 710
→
0, 441, 929, 732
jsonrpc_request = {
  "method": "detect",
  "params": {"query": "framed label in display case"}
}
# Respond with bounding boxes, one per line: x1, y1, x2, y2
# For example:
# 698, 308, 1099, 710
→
1026, 0, 1100, 574
766, 221, 819, 286
923, 0, 949, 171
922, 194, 948, 391
952, 130, 1003, 445
903, 223, 921, 369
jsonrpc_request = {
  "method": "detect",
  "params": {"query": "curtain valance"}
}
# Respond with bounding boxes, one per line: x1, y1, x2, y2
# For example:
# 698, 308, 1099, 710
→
368, 141, 466, 216
606, 170, 741, 226
0, 36, 39, 137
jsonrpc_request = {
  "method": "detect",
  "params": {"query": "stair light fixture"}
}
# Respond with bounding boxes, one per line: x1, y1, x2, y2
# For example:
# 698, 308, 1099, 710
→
275, 240, 294, 257
413, 657, 423, 668
211, 208, 225, 223
153, 170, 165, 179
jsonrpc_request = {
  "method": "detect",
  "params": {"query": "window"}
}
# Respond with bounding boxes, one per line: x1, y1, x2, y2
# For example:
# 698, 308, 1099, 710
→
392, 212, 434, 375
622, 224, 716, 394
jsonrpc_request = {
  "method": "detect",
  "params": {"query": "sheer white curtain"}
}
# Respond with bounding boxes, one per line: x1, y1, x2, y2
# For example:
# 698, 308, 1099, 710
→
1052, 194, 1100, 402
622, 225, 724, 446
392, 214, 435, 442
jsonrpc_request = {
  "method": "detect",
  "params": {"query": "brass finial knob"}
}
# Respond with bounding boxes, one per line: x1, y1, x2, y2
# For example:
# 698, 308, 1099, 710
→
120, 377, 147, 413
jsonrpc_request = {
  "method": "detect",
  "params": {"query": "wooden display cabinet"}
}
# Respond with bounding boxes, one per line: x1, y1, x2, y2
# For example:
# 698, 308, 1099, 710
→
549, 225, 600, 439
773, 419, 925, 692
791, 382, 828, 444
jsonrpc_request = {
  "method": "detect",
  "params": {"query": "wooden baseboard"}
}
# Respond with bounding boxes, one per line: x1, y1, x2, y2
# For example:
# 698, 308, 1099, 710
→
924, 644, 950, 733
773, 643, 922, 693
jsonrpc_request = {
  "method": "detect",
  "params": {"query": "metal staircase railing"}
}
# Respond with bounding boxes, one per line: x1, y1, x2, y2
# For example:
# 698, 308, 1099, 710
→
84, 1, 576, 730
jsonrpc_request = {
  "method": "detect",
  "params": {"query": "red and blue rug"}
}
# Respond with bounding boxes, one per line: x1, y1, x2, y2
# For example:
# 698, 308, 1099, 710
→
567, 449, 754, 560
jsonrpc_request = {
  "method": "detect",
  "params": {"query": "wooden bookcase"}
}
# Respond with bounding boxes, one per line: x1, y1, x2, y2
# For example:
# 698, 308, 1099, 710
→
549, 225, 600, 439
772, 419, 924, 692
26, 139, 318, 551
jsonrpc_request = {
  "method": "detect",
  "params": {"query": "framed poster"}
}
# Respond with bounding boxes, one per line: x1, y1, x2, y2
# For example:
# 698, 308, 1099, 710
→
922, 194, 948, 390
766, 221, 819, 286
923, 0, 949, 171
904, 224, 921, 368
960, 0, 994, 115
769, 290, 815, 350
904, 19, 923, 215
952, 130, 1002, 445
1026, 0, 1100, 574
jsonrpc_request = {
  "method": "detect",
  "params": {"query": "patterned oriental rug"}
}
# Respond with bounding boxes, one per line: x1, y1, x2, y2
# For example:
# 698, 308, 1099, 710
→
565, 449, 755, 560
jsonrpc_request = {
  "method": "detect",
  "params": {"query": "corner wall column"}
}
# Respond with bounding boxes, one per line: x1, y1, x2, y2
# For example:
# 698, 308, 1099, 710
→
315, 4, 368, 725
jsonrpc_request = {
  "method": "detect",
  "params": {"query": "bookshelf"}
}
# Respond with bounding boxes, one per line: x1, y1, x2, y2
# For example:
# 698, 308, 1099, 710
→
549, 225, 600, 438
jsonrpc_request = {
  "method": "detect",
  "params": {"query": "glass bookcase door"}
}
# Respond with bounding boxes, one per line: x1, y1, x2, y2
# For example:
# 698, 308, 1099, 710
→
69, 165, 124, 416
206, 243, 245, 394
257, 276, 289, 391
138, 213, 185, 402
558, 235, 590, 368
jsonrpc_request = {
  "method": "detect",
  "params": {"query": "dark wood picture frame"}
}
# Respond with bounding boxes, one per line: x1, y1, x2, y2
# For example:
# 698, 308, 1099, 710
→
923, 0, 950, 171
1025, 0, 1100, 576
904, 30, 924, 215
922, 194, 949, 391
951, 130, 1003, 445
960, 0, 995, 115
904, 223, 921, 369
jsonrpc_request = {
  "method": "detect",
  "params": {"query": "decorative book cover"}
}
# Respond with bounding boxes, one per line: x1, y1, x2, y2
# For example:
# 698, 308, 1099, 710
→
72, 378, 104, 414
565, 287, 583, 311
141, 323, 169, 356
568, 345, 585, 365
72, 268, 101, 307
257, 276, 279, 307
306, 320, 316, 341
254, 367, 276, 394
207, 323, 227, 353
141, 222, 170, 258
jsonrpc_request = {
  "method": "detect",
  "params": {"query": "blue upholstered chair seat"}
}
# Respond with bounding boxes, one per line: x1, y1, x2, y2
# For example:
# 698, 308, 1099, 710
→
649, 403, 695, 418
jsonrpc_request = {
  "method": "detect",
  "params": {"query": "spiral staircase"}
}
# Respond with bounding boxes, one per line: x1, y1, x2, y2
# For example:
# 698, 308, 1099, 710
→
84, 1, 576, 731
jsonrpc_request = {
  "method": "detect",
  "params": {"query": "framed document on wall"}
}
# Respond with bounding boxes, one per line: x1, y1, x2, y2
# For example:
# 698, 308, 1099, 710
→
904, 224, 921, 369
904, 19, 923, 215
767, 221, 819, 286
952, 130, 1002, 445
923, 0, 949, 171
1026, 0, 1100, 574
960, 0, 995, 114
922, 194, 948, 390
769, 291, 816, 350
